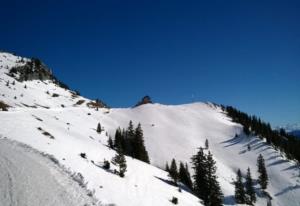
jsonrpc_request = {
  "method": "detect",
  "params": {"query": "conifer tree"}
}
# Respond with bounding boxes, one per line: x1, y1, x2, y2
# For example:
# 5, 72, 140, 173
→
179, 162, 193, 190
133, 123, 150, 163
245, 167, 256, 205
234, 169, 246, 204
97, 123, 101, 133
205, 139, 209, 149
191, 147, 209, 204
257, 154, 268, 190
124, 121, 135, 156
108, 136, 114, 149
169, 159, 179, 185
111, 147, 127, 177
165, 162, 170, 172
114, 128, 124, 150
206, 151, 223, 206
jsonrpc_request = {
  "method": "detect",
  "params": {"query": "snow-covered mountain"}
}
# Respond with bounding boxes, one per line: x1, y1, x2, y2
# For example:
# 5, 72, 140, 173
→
0, 52, 300, 206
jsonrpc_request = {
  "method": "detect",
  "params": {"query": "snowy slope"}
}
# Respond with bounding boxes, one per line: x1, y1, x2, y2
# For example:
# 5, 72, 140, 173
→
0, 52, 89, 110
0, 140, 98, 206
0, 52, 300, 206
0, 52, 201, 206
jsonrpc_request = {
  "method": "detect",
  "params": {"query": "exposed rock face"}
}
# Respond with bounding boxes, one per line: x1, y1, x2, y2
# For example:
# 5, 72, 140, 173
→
8, 58, 69, 90
135, 96, 153, 107
87, 99, 110, 109
9, 58, 53, 81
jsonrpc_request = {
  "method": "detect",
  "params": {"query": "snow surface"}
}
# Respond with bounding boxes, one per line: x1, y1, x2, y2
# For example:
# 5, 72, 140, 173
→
0, 139, 99, 206
0, 52, 300, 206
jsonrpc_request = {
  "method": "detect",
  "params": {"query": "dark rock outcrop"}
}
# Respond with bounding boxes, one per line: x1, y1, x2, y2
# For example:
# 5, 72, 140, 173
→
135, 96, 153, 107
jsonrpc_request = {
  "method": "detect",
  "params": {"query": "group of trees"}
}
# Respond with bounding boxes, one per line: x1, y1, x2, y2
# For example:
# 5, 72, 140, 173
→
224, 106, 300, 162
109, 121, 150, 164
165, 159, 193, 190
235, 168, 256, 205
165, 140, 223, 206
96, 121, 150, 178
234, 154, 268, 205
191, 147, 223, 206
111, 146, 127, 177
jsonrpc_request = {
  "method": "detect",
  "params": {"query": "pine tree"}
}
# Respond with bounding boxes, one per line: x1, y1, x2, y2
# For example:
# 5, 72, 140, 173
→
165, 162, 170, 172
179, 162, 193, 190
234, 169, 246, 204
257, 154, 268, 190
124, 121, 135, 156
191, 147, 209, 204
133, 123, 150, 163
111, 147, 127, 177
245, 167, 256, 205
169, 159, 178, 185
206, 151, 223, 206
114, 128, 124, 150
108, 136, 114, 149
97, 123, 101, 133
205, 139, 209, 149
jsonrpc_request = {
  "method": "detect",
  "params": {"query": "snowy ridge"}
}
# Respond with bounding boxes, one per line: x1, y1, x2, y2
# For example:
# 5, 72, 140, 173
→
0, 52, 300, 206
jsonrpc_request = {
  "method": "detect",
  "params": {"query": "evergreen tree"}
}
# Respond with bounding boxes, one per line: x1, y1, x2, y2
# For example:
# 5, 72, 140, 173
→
165, 162, 170, 172
179, 162, 193, 190
206, 151, 223, 206
257, 154, 268, 190
114, 128, 124, 150
97, 123, 102, 133
245, 167, 256, 205
234, 169, 246, 204
191, 147, 209, 204
111, 147, 127, 177
124, 121, 135, 156
169, 159, 179, 185
205, 139, 209, 149
108, 136, 114, 149
133, 123, 150, 163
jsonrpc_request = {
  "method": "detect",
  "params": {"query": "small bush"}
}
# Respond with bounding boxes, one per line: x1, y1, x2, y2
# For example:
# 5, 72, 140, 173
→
103, 160, 110, 170
171, 197, 178, 204
42, 131, 55, 139
80, 153, 87, 159
0, 101, 9, 111
76, 100, 85, 105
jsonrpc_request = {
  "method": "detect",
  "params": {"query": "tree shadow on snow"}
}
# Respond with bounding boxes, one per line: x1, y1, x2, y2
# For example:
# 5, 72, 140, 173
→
220, 136, 243, 148
154, 176, 193, 194
282, 164, 299, 172
275, 184, 300, 196
267, 159, 289, 167
267, 155, 281, 161
223, 195, 235, 205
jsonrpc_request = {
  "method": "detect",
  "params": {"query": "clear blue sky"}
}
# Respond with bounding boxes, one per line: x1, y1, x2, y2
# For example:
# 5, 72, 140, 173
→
0, 0, 299, 127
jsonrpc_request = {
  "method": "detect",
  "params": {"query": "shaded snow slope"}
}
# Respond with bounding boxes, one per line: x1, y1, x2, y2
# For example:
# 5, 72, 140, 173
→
0, 139, 99, 206
0, 52, 299, 206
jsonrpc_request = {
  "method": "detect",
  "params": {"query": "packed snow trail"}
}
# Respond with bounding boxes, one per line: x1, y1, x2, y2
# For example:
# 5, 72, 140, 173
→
0, 139, 98, 206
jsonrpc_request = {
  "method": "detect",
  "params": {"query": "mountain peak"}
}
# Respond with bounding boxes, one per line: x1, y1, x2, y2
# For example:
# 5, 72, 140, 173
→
134, 95, 153, 107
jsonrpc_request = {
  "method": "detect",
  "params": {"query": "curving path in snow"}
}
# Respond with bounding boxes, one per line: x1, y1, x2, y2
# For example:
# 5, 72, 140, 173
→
0, 139, 99, 206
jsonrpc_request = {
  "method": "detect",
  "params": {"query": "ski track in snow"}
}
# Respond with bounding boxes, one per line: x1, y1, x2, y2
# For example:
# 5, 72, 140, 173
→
0, 139, 99, 206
